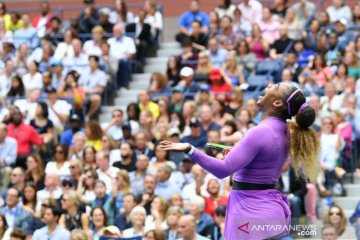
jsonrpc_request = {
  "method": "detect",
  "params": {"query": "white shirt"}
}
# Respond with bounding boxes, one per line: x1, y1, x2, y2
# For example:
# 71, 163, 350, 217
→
54, 42, 74, 60
14, 99, 38, 124
0, 137, 18, 166
320, 133, 344, 171
326, 5, 352, 23
108, 36, 136, 60
63, 53, 89, 76
78, 68, 107, 92
0, 73, 12, 97
45, 161, 71, 179
48, 100, 72, 127
83, 40, 102, 57
144, 11, 163, 31
36, 186, 63, 214
22, 72, 43, 92
96, 166, 119, 194
238, 0, 263, 24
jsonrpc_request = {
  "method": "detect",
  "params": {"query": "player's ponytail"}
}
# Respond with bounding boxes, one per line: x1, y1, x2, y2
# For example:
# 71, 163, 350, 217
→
286, 88, 320, 182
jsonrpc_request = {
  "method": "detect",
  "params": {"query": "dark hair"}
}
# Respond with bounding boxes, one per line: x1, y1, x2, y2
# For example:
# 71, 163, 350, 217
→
22, 182, 37, 208
83, 145, 97, 162
50, 15, 61, 24
0, 2, 6, 12
192, 19, 202, 27
54, 144, 69, 159
311, 54, 326, 69
127, 103, 141, 121
31, 60, 40, 68
118, 0, 128, 22
284, 86, 320, 182
224, 120, 237, 134
219, 0, 231, 9
112, 108, 123, 116
89, 55, 99, 63
7, 75, 25, 97
337, 62, 348, 76
66, 70, 80, 81
123, 193, 137, 203
10, 229, 26, 240
37, 102, 49, 119
90, 206, 108, 227
222, 15, 233, 23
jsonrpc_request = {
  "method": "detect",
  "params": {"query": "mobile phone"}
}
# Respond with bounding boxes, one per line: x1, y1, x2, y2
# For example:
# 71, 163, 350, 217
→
206, 143, 228, 151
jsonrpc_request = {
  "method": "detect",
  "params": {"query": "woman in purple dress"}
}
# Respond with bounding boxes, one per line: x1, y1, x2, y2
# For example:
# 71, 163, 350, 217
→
160, 83, 320, 239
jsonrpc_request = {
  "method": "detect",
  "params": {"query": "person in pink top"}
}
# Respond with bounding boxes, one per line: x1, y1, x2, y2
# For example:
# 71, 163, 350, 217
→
258, 8, 280, 44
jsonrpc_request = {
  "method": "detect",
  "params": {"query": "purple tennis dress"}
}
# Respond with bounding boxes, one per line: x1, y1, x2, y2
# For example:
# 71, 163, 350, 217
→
190, 117, 291, 240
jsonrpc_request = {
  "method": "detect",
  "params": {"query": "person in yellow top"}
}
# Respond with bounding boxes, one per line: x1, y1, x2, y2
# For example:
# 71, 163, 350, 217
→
85, 120, 103, 151
138, 90, 160, 119
0, 2, 11, 31
8, 12, 23, 32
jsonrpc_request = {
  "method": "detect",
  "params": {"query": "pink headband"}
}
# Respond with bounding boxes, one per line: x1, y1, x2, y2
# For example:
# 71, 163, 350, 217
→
286, 89, 308, 116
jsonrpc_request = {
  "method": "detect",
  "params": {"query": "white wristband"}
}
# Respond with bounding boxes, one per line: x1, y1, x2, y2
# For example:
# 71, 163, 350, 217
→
187, 146, 195, 156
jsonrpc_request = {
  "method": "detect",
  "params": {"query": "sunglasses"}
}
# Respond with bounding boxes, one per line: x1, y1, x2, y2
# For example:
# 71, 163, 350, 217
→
330, 212, 341, 216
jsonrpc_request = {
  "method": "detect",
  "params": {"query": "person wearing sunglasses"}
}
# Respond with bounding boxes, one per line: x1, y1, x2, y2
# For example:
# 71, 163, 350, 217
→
323, 205, 347, 237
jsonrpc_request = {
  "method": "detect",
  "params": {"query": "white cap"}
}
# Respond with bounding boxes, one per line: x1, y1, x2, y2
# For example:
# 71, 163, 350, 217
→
336, 18, 348, 27
180, 67, 194, 77
99, 7, 111, 16
167, 128, 180, 137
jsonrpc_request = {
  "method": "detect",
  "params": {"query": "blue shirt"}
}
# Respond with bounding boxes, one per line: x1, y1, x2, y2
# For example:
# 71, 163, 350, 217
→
181, 133, 207, 149
60, 128, 84, 147
205, 48, 228, 68
13, 27, 39, 49
179, 10, 209, 31
33, 225, 70, 240
154, 179, 181, 200
197, 213, 214, 234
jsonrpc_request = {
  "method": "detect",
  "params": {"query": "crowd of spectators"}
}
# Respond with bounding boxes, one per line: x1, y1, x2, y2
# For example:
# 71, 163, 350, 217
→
0, 0, 360, 239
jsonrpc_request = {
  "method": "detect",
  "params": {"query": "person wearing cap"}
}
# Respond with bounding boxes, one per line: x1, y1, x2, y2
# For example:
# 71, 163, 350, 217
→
208, 68, 232, 100
170, 85, 185, 113
335, 18, 355, 49
326, 0, 352, 23
83, 25, 104, 57
160, 83, 320, 239
178, 66, 199, 100
195, 84, 213, 106
98, 8, 114, 34
78, 0, 99, 34
181, 117, 207, 149
100, 225, 122, 238
60, 114, 83, 147
50, 59, 65, 89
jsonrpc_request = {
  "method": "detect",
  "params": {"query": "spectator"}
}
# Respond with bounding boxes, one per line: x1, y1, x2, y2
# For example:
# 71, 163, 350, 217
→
0, 59, 16, 97
78, 55, 107, 120
270, 0, 288, 20
321, 224, 338, 240
289, 0, 316, 24
208, 68, 232, 100
171, 86, 186, 113
236, 40, 256, 75
154, 163, 181, 200
25, 154, 45, 191
108, 23, 136, 89
7, 109, 42, 168
247, 23, 269, 60
205, 38, 228, 68
344, 50, 360, 79
269, 25, 293, 59
60, 114, 82, 147
98, 8, 114, 34
310, 55, 334, 88
259, 7, 280, 45
89, 180, 114, 225
148, 72, 171, 98
45, 144, 70, 179
215, 0, 236, 19
223, 52, 246, 87
114, 193, 137, 231
129, 155, 152, 197
112, 170, 131, 214
167, 56, 181, 87
0, 2, 10, 31
164, 206, 183, 239
83, 26, 104, 57
13, 14, 38, 49
144, 196, 169, 231
63, 38, 89, 76
208, 11, 220, 37
323, 205, 347, 237
90, 206, 108, 239
176, 0, 209, 44
284, 8, 303, 41
195, 51, 211, 76
144, 0, 163, 42
217, 16, 237, 51
48, 16, 64, 42
46, 86, 71, 130
233, 7, 252, 40
9, 229, 27, 240
353, 3, 360, 26
0, 188, 31, 233
0, 123, 17, 168
7, 167, 26, 195
181, 117, 207, 149
335, 18, 355, 50
126, 9, 151, 64
0, 18, 12, 52
0, 214, 11, 240
96, 151, 119, 194
32, 1, 52, 38
53, 29, 77, 61
123, 206, 146, 238
109, 0, 135, 25
225, 88, 244, 116
245, 98, 261, 124
22, 60, 43, 93
78, 0, 99, 34
177, 214, 210, 240
202, 205, 226, 240
59, 190, 90, 234
187, 20, 208, 53
278, 160, 307, 225
326, 0, 352, 23
36, 173, 63, 212
8, 11, 23, 32
238, 0, 263, 24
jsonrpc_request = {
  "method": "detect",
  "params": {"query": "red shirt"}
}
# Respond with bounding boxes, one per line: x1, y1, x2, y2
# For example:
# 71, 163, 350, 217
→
210, 83, 232, 95
7, 122, 42, 155
204, 195, 228, 218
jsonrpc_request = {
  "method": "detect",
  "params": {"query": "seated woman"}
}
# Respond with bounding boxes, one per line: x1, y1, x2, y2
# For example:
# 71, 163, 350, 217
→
310, 54, 334, 88
123, 206, 147, 238
323, 205, 347, 237
148, 72, 171, 100
85, 121, 103, 151
208, 68, 232, 102
195, 51, 212, 75
223, 52, 246, 87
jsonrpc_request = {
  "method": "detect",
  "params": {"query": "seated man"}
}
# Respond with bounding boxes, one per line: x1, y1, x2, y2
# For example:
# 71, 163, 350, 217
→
78, 55, 107, 120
